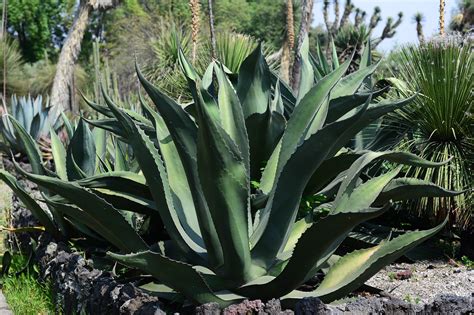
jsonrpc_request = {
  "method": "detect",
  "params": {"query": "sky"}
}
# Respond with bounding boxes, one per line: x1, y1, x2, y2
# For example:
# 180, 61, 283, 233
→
312, 0, 459, 53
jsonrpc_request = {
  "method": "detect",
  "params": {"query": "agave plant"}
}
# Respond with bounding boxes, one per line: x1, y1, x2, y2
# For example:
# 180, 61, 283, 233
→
0, 37, 462, 307
0, 95, 60, 155
0, 114, 145, 242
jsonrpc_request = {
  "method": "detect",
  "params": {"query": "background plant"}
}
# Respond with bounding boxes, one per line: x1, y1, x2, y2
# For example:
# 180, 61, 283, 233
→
382, 39, 473, 229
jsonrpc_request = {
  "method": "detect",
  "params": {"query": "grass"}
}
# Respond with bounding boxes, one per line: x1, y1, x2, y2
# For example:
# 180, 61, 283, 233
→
1, 255, 56, 315
0, 155, 57, 314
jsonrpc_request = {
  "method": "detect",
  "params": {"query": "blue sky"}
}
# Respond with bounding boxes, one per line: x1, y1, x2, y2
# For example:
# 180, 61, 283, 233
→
312, 0, 459, 53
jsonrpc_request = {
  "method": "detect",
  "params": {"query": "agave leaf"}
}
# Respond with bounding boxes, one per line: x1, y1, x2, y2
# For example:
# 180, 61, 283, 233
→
214, 63, 250, 173
330, 39, 340, 70
316, 39, 331, 75
328, 95, 416, 157
91, 188, 157, 215
326, 87, 388, 125
103, 89, 209, 261
251, 101, 369, 268
108, 250, 236, 306
30, 111, 48, 140
93, 127, 107, 163
237, 44, 271, 118
375, 178, 465, 205
141, 99, 204, 250
76, 171, 148, 194
307, 218, 447, 302
336, 151, 451, 204
0, 170, 57, 236
8, 116, 45, 175
360, 39, 372, 70
113, 139, 127, 171
61, 112, 74, 140
269, 71, 297, 117
241, 208, 387, 299
246, 108, 286, 179
84, 118, 129, 139
271, 80, 285, 115
331, 61, 379, 100
45, 198, 106, 242
50, 129, 67, 180
193, 82, 253, 282
260, 59, 351, 195
66, 119, 96, 180
296, 35, 315, 104
333, 166, 401, 213
18, 170, 148, 253
137, 64, 223, 267
304, 151, 364, 195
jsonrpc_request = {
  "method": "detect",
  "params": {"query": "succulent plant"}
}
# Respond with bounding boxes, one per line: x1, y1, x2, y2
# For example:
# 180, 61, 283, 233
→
0, 37, 463, 307
0, 95, 59, 155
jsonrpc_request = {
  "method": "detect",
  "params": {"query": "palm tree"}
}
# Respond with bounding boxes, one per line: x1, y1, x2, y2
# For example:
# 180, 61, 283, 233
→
413, 12, 425, 43
50, 0, 118, 118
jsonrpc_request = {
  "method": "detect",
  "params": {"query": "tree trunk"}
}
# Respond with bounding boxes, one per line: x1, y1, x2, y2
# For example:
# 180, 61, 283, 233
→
50, 0, 92, 119
280, 0, 294, 83
291, 0, 314, 92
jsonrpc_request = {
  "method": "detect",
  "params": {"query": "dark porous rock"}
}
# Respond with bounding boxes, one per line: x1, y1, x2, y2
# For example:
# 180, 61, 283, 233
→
223, 299, 265, 314
422, 294, 473, 314
195, 302, 221, 315
343, 296, 417, 314
34, 235, 163, 314
294, 297, 331, 315
196, 299, 294, 315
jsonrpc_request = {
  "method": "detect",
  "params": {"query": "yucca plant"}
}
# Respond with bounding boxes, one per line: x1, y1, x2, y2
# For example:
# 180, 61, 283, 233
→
0, 37, 462, 307
0, 95, 60, 155
380, 40, 473, 228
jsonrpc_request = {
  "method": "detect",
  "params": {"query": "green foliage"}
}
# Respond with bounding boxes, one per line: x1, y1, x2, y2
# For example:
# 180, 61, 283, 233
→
22, 57, 87, 98
461, 256, 474, 269
0, 95, 59, 154
383, 39, 473, 228
1, 253, 55, 314
0, 39, 24, 96
4, 0, 74, 62
1, 38, 462, 307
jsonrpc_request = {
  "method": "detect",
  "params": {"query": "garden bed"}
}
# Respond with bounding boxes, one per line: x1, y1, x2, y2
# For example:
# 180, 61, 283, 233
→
2, 157, 472, 314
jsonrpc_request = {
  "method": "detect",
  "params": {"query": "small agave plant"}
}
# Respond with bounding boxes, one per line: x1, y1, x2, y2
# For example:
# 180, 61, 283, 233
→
0, 95, 58, 154
0, 37, 463, 307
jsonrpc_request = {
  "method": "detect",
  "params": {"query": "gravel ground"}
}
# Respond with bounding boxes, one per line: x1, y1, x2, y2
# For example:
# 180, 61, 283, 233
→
366, 260, 473, 305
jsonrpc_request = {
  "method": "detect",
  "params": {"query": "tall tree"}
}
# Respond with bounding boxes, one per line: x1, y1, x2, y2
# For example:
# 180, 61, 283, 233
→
3, 0, 72, 62
50, 0, 117, 117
